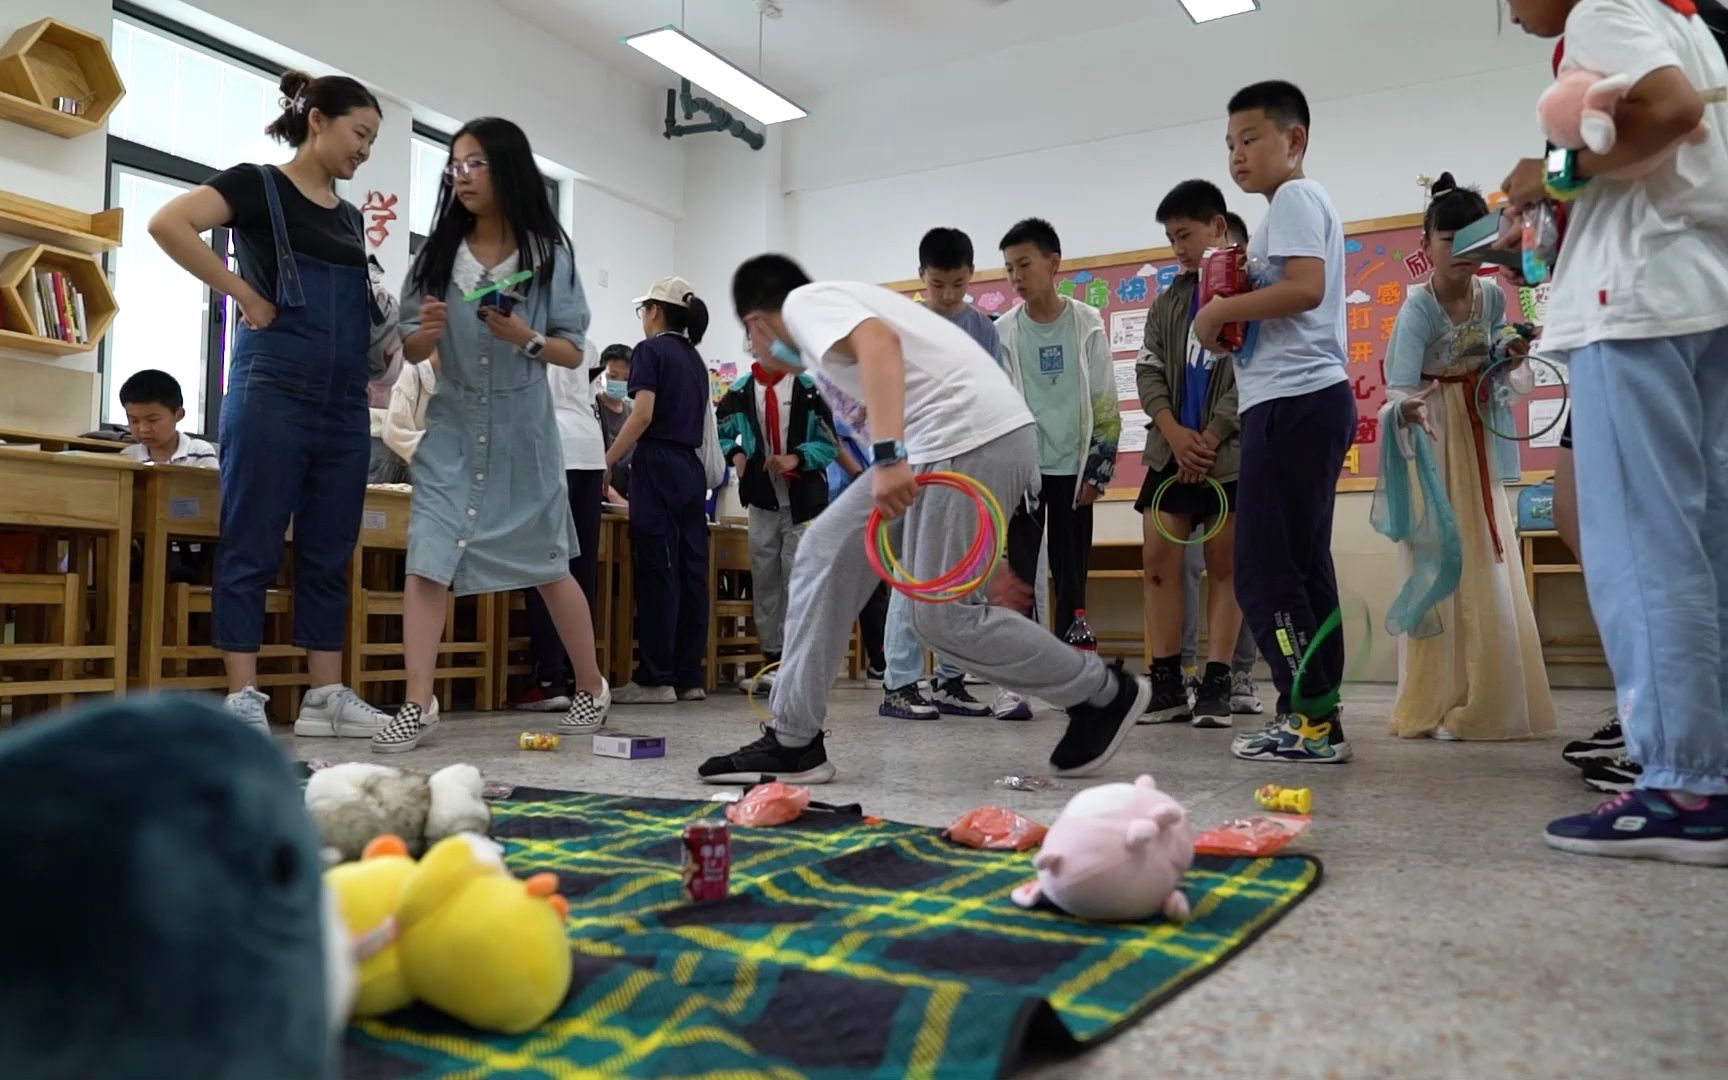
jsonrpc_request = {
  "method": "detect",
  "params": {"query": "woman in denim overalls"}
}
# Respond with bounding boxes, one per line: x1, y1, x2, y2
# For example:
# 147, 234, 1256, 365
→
149, 72, 390, 738
372, 117, 611, 752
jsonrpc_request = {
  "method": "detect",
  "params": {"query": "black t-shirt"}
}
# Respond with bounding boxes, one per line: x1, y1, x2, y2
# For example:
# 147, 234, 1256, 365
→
205, 164, 367, 302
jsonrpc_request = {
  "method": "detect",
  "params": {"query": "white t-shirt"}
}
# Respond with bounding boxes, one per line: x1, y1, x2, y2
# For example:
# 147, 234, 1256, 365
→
754, 374, 795, 500
1241, 178, 1350, 413
122, 433, 218, 468
545, 360, 606, 471
780, 282, 1033, 466
1541, 0, 1728, 353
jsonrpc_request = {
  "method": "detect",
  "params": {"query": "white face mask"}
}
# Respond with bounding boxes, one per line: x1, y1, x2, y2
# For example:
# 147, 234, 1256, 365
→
605, 378, 628, 399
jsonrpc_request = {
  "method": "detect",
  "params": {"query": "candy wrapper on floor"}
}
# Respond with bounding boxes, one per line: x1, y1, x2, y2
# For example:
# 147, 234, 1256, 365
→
725, 781, 812, 827
943, 806, 1049, 852
1011, 775, 1193, 923
1192, 814, 1311, 857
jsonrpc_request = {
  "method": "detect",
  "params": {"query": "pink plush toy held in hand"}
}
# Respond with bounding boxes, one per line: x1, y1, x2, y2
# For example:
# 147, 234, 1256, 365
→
1538, 67, 1709, 180
1011, 774, 1193, 923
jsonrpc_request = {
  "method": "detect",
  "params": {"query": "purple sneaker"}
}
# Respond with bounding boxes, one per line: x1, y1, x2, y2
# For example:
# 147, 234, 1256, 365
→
1545, 789, 1728, 866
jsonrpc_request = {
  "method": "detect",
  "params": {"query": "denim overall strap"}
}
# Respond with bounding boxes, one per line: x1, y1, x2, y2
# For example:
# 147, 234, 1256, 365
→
253, 164, 305, 309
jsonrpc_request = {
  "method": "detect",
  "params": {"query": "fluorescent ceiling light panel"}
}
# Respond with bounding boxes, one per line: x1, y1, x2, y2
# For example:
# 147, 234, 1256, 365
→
1178, 0, 1260, 24
623, 26, 807, 125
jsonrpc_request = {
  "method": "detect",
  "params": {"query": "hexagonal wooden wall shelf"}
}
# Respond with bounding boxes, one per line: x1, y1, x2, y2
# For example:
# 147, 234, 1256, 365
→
0, 19, 126, 138
0, 244, 117, 356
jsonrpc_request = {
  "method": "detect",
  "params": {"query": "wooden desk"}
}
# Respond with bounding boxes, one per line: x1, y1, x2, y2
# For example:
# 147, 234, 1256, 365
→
131, 464, 220, 693
1520, 529, 1604, 664
0, 448, 140, 699
0, 427, 125, 454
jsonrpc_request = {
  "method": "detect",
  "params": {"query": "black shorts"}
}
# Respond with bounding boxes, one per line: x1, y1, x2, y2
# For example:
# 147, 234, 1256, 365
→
1134, 462, 1235, 521
1559, 414, 1572, 451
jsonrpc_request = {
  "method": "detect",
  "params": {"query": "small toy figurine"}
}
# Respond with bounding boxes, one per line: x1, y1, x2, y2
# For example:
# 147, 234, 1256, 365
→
1254, 785, 1313, 815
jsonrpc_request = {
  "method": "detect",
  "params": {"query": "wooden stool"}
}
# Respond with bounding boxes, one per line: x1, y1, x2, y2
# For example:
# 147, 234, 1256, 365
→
156, 583, 306, 722
0, 571, 86, 716
491, 518, 619, 710
707, 524, 761, 692
349, 572, 497, 713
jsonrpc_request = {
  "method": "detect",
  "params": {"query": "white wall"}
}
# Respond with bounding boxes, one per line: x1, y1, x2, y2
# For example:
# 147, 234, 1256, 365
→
0, 0, 112, 428
150, 0, 684, 220
569, 180, 676, 359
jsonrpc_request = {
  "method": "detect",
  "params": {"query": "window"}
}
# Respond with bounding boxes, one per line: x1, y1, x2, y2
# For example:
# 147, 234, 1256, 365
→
103, 9, 283, 435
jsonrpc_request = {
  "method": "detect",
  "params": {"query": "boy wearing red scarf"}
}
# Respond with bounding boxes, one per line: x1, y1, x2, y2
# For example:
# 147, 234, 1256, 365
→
716, 360, 840, 693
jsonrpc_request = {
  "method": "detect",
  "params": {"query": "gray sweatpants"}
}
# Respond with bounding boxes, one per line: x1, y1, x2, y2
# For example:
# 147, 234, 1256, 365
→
747, 506, 804, 655
771, 426, 1112, 739
1181, 533, 1259, 673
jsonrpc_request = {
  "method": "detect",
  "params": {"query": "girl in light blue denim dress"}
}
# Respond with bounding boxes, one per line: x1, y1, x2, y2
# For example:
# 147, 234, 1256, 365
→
373, 117, 610, 751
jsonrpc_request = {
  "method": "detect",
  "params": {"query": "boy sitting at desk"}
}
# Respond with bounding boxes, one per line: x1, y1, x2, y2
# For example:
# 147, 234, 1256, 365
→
120, 369, 217, 585
120, 370, 218, 469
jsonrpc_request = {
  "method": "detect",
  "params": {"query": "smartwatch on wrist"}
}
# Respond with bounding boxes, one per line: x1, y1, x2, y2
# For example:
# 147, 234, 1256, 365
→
1544, 146, 1589, 202
869, 439, 908, 467
522, 332, 547, 359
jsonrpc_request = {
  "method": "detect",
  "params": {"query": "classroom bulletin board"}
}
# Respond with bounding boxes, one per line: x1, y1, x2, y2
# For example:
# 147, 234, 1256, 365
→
886, 212, 1568, 499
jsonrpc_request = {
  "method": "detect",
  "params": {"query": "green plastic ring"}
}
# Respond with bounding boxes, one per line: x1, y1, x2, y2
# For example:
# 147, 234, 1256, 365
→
1149, 474, 1229, 546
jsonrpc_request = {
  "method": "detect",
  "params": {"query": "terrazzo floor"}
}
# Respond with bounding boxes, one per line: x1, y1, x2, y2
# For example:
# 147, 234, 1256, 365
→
280, 680, 1728, 1080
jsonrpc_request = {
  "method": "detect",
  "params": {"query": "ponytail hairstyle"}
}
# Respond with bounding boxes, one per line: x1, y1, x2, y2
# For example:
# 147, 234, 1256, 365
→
649, 293, 710, 347
406, 116, 574, 302
264, 70, 381, 147
1423, 171, 1489, 239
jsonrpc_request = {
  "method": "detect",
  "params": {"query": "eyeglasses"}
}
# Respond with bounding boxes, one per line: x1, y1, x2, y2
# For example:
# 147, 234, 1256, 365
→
444, 157, 489, 181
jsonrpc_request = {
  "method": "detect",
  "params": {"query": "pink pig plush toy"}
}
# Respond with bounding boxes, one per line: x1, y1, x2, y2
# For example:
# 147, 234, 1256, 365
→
1010, 774, 1193, 923
1538, 67, 1709, 180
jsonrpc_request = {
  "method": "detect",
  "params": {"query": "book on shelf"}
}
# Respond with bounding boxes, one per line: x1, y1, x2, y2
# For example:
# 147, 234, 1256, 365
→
27, 268, 89, 343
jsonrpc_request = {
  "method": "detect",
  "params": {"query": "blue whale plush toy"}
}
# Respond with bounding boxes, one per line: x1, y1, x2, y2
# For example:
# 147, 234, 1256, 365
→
0, 696, 348, 1080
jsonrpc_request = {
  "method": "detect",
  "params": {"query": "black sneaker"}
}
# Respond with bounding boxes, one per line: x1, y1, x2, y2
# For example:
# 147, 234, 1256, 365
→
1581, 753, 1641, 793
1190, 664, 1233, 729
698, 726, 835, 785
933, 676, 992, 717
1050, 666, 1152, 778
880, 685, 939, 721
1563, 713, 1625, 767
1138, 663, 1189, 725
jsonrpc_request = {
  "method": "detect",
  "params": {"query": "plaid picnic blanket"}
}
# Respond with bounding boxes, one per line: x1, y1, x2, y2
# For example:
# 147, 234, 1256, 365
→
344, 789, 1321, 1079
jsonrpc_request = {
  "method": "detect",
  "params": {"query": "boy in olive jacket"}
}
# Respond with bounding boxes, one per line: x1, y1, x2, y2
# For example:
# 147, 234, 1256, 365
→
1135, 180, 1250, 727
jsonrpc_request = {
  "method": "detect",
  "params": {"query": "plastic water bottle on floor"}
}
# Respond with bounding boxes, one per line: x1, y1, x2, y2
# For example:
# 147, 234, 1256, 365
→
1065, 610, 1098, 652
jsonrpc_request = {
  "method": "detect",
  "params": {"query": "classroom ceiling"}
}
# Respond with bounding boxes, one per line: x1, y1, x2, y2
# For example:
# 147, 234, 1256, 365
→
495, 0, 1195, 101
504, 0, 1541, 108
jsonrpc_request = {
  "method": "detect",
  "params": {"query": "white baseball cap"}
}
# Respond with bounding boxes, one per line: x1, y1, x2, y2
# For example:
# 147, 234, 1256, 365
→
633, 276, 695, 307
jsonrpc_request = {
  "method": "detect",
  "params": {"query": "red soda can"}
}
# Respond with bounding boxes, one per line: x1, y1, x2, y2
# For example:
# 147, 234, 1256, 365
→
681, 818, 731, 902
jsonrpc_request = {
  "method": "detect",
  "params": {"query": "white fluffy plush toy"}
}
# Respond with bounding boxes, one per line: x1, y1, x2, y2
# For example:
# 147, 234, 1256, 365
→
1011, 774, 1194, 923
305, 763, 490, 864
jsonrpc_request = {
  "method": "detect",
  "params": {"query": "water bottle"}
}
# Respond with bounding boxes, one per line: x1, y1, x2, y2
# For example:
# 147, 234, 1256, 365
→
1065, 610, 1098, 652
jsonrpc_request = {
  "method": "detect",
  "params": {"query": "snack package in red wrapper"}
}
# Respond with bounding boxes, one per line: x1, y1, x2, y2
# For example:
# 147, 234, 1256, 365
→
1191, 814, 1310, 857
1198, 245, 1251, 353
942, 806, 1049, 851
725, 781, 812, 827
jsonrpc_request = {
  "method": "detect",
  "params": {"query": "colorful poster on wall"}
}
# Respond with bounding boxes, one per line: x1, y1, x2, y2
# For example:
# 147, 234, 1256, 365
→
1110, 309, 1148, 353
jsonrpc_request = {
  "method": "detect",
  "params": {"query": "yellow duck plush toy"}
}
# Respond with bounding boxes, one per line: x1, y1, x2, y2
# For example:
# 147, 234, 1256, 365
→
395, 833, 573, 1034
324, 835, 417, 1018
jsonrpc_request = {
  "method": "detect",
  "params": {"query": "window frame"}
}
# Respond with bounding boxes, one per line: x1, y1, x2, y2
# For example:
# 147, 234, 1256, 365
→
103, 2, 287, 437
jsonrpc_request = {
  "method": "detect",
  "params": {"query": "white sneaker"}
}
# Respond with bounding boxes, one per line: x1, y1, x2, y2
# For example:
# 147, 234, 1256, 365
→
613, 682, 677, 705
1230, 671, 1265, 715
223, 686, 271, 736
295, 685, 390, 738
561, 678, 612, 735
371, 697, 440, 754
677, 686, 708, 702
993, 690, 1035, 721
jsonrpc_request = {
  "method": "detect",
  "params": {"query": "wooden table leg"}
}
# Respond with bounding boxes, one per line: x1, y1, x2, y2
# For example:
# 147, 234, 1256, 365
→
137, 479, 168, 696
109, 481, 133, 696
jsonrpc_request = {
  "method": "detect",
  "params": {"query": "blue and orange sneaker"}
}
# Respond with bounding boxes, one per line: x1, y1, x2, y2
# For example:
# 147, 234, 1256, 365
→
1544, 790, 1728, 866
1231, 710, 1352, 764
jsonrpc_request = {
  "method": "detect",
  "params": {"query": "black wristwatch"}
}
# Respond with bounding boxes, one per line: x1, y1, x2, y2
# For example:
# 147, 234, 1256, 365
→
870, 439, 908, 467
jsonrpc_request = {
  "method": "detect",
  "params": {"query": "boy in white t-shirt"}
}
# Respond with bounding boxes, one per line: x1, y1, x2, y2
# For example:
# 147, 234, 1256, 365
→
698, 255, 1152, 785
119, 370, 218, 468
1503, 0, 1728, 865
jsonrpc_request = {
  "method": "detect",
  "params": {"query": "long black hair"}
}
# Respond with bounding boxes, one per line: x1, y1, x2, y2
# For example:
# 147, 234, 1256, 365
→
1423, 172, 1489, 238
265, 70, 380, 147
406, 117, 573, 300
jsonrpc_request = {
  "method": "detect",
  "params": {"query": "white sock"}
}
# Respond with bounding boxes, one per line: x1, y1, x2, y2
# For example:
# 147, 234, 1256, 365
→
1086, 668, 1119, 708
774, 729, 814, 748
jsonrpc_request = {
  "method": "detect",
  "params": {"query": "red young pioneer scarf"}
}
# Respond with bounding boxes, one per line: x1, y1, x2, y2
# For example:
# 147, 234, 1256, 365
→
752, 363, 789, 459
